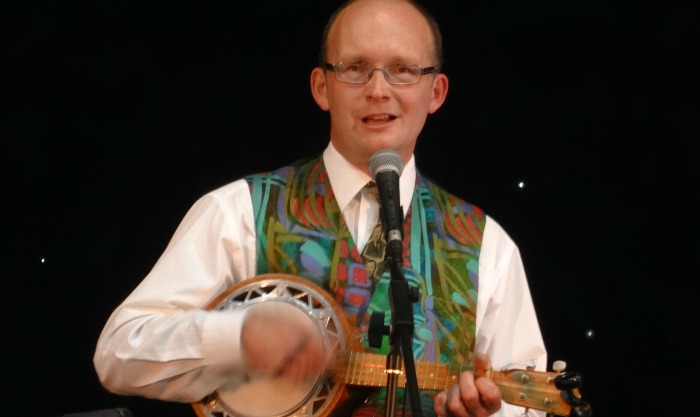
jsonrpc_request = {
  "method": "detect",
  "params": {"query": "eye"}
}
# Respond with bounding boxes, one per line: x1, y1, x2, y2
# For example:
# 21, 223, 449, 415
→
347, 63, 366, 73
387, 64, 417, 75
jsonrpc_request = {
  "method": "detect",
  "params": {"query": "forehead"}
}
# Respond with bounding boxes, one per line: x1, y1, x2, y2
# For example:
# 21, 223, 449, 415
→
326, 0, 435, 63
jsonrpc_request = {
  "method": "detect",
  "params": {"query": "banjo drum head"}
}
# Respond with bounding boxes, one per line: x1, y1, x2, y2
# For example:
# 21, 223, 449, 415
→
192, 274, 355, 417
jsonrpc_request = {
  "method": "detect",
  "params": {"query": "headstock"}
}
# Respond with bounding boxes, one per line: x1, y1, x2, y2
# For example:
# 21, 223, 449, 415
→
491, 360, 591, 417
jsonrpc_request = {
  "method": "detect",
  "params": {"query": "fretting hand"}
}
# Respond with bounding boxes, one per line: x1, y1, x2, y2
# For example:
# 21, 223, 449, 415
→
434, 353, 502, 417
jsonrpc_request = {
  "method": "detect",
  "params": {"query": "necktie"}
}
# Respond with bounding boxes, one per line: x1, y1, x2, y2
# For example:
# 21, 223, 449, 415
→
361, 182, 387, 281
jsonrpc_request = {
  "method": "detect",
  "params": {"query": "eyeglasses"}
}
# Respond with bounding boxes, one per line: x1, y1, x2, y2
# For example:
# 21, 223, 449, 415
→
323, 62, 439, 85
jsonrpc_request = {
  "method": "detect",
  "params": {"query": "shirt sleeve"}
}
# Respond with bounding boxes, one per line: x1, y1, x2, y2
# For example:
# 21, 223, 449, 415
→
476, 215, 548, 417
93, 179, 258, 402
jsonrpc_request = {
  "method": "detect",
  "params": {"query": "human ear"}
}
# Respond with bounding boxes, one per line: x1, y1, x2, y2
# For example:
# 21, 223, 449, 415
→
428, 73, 449, 114
310, 67, 330, 111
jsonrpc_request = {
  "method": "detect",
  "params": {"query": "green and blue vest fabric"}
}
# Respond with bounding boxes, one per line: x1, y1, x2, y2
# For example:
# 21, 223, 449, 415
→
245, 156, 486, 417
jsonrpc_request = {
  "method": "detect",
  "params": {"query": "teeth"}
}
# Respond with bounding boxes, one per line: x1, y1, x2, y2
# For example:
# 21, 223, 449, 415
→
366, 115, 390, 120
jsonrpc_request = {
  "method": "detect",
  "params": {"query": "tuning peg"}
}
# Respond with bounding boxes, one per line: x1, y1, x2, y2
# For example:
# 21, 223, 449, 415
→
552, 360, 567, 372
554, 371, 582, 391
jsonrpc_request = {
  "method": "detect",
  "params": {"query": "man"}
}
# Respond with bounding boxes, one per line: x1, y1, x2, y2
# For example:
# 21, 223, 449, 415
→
94, 1, 547, 416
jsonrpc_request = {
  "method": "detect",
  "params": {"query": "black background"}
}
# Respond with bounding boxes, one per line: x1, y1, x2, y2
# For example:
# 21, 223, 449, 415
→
2, 1, 696, 417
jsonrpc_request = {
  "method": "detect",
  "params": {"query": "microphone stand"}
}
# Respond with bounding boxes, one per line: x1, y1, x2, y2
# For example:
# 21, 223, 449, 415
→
383, 230, 422, 417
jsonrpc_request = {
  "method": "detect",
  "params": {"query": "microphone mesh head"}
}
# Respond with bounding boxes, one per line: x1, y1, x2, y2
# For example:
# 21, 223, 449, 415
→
369, 149, 404, 179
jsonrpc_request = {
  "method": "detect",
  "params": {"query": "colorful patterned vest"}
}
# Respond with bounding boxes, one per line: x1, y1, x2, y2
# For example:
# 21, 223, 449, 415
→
245, 156, 486, 417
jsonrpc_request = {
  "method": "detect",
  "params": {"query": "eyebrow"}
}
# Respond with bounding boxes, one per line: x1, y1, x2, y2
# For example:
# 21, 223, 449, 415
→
333, 55, 422, 65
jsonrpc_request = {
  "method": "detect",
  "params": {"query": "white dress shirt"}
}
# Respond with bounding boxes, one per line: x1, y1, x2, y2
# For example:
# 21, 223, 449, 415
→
93, 142, 547, 417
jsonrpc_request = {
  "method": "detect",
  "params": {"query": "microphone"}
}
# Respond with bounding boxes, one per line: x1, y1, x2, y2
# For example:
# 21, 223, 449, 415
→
369, 149, 405, 259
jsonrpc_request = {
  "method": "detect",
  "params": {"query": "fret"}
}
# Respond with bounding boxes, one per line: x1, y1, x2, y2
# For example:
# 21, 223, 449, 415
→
335, 352, 463, 391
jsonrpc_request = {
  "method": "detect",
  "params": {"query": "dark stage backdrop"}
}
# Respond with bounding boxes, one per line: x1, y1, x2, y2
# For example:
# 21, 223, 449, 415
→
3, 1, 694, 417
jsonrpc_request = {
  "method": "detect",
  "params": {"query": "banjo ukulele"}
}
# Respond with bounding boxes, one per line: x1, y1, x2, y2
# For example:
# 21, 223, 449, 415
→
192, 274, 589, 417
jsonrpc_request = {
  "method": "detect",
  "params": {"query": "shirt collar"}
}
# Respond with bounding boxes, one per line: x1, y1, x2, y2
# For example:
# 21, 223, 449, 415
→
323, 142, 416, 215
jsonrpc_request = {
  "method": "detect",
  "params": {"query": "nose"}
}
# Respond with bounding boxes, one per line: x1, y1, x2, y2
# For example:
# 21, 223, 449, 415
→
365, 68, 392, 98
367, 67, 390, 82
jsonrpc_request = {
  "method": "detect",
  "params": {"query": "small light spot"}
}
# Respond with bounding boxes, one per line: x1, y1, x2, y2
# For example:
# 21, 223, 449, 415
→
41, 258, 46, 264
586, 329, 594, 338
518, 181, 525, 189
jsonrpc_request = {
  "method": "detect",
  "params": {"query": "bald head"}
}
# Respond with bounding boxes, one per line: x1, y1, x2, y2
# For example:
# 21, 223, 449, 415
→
318, 0, 443, 69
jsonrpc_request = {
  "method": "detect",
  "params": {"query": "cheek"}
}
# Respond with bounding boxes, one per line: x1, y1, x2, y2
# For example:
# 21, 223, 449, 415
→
403, 94, 433, 121
330, 91, 366, 123
402, 89, 433, 110
326, 89, 354, 113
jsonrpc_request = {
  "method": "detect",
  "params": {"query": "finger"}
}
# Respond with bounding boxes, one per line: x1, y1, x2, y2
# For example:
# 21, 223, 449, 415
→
474, 376, 502, 414
445, 385, 471, 417
472, 353, 492, 378
433, 391, 447, 417
453, 372, 480, 413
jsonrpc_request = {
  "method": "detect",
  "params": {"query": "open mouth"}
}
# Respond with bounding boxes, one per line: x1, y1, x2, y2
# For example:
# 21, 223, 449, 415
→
362, 114, 397, 124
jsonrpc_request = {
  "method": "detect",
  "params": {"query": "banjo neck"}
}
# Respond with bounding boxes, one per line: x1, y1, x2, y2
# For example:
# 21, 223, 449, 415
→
334, 350, 574, 417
